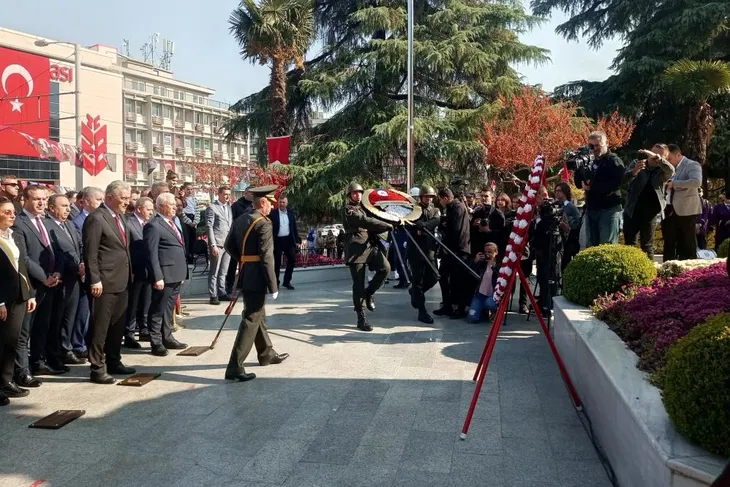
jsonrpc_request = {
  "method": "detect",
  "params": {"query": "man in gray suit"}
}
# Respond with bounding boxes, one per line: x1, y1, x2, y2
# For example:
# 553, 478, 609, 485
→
662, 144, 702, 261
205, 185, 232, 305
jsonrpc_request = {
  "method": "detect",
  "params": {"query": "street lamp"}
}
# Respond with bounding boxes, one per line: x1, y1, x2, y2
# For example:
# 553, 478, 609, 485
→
34, 38, 83, 190
406, 0, 415, 192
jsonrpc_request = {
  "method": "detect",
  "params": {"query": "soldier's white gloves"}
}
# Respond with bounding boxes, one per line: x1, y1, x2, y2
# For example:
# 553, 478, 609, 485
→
268, 292, 279, 300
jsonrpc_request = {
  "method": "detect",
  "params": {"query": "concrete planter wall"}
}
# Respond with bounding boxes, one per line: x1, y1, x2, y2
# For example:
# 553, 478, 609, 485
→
552, 297, 725, 487
182, 265, 351, 297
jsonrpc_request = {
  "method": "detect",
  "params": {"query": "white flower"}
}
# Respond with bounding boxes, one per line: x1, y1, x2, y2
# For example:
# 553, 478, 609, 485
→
514, 235, 523, 245
530, 176, 540, 184
519, 195, 528, 203
506, 245, 513, 253
497, 277, 507, 287
510, 232, 517, 240
509, 252, 517, 262
503, 267, 513, 276
517, 207, 524, 215
518, 219, 528, 229
528, 189, 536, 198
523, 204, 532, 213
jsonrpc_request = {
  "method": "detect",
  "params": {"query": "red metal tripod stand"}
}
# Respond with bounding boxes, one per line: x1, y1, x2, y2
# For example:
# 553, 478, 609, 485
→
460, 264, 583, 439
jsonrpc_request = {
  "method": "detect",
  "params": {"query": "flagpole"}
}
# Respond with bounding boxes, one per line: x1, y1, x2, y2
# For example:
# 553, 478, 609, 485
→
74, 43, 83, 190
406, 0, 415, 191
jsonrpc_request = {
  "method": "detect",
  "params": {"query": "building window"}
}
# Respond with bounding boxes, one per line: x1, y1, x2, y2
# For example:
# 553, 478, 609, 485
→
195, 112, 203, 124
151, 103, 162, 117
132, 80, 146, 92
124, 98, 134, 114
153, 131, 163, 144
194, 138, 202, 150
174, 90, 185, 101
164, 133, 173, 146
49, 82, 60, 141
135, 102, 143, 115
184, 136, 192, 149
203, 114, 211, 126
174, 107, 182, 121
204, 139, 211, 151
125, 129, 135, 142
174, 135, 183, 148
185, 110, 193, 123
163, 105, 172, 119
138, 131, 147, 146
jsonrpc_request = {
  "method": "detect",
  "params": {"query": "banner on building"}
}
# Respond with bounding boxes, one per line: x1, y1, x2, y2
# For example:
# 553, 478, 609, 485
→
0, 124, 77, 162
266, 135, 290, 165
125, 157, 138, 175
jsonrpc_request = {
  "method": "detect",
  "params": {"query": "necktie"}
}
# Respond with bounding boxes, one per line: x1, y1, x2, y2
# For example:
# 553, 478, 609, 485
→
169, 219, 183, 244
36, 216, 54, 268
114, 215, 127, 245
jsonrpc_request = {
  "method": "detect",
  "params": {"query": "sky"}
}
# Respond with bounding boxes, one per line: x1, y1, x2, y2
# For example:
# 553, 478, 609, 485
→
3, 0, 623, 107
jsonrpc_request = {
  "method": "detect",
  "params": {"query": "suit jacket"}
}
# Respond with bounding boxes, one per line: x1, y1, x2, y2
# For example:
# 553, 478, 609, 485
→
441, 199, 471, 255
46, 216, 82, 281
232, 197, 253, 221
82, 205, 131, 294
0, 230, 34, 306
270, 208, 302, 246
69, 204, 81, 219
225, 210, 277, 294
624, 158, 675, 219
12, 211, 60, 287
72, 210, 88, 233
126, 213, 147, 279
668, 157, 703, 216
144, 214, 189, 284
205, 200, 232, 248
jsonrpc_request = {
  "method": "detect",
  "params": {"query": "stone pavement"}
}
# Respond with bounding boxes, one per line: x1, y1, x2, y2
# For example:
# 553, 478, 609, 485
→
0, 282, 613, 487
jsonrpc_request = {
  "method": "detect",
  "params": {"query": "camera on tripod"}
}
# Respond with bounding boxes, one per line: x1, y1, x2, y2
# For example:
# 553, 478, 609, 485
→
540, 198, 564, 219
564, 145, 595, 180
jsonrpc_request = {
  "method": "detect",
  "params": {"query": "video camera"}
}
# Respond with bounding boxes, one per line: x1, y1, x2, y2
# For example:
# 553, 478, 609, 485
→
564, 145, 595, 179
540, 197, 564, 220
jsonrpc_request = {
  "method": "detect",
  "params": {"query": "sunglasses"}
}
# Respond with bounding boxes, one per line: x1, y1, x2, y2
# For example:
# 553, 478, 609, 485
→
1, 209, 16, 216
3, 182, 19, 187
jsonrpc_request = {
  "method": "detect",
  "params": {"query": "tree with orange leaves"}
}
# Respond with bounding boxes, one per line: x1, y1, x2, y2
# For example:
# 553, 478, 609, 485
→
249, 163, 289, 199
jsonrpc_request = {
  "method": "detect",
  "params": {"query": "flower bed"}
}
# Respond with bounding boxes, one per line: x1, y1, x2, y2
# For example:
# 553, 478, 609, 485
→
593, 262, 730, 378
286, 251, 344, 268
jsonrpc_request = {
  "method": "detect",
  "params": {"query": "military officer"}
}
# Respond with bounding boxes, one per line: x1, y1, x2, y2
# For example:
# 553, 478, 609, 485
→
341, 182, 393, 331
407, 185, 441, 324
223, 185, 289, 382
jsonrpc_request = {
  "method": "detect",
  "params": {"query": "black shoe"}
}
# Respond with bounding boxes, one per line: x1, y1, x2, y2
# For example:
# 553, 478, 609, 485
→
519, 305, 529, 315
0, 392, 8, 406
32, 362, 67, 376
74, 349, 89, 359
450, 310, 468, 320
260, 353, 289, 366
433, 307, 453, 317
90, 372, 116, 384
225, 372, 256, 382
210, 297, 221, 305
108, 363, 136, 375
123, 336, 142, 349
283, 283, 295, 290
62, 351, 86, 365
162, 340, 188, 350
356, 311, 373, 332
151, 344, 169, 357
418, 308, 434, 324
218, 294, 232, 302
15, 373, 42, 388
365, 293, 376, 312
48, 361, 71, 373
393, 282, 409, 289
0, 382, 30, 398
138, 331, 151, 342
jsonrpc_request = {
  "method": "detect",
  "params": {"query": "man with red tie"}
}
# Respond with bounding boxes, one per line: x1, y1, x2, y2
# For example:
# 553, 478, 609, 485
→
82, 181, 135, 384
143, 193, 189, 357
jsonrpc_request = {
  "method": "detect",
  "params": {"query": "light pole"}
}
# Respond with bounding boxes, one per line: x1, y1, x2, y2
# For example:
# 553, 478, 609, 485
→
34, 39, 83, 190
406, 0, 415, 192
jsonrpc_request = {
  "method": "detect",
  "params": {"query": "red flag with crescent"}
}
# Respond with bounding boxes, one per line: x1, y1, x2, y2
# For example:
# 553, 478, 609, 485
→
0, 47, 50, 157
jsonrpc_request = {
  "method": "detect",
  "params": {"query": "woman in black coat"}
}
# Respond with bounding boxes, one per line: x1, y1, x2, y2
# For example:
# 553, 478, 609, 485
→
0, 196, 36, 405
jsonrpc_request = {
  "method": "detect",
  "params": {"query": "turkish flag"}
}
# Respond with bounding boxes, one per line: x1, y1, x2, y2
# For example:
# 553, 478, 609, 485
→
0, 47, 50, 157
266, 135, 290, 164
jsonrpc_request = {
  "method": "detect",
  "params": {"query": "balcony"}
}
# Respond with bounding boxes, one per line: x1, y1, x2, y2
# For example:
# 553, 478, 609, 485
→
174, 119, 185, 130
125, 112, 136, 123
194, 148, 204, 157
213, 151, 223, 161
153, 144, 164, 154
125, 141, 139, 152
174, 147, 185, 156
194, 123, 204, 133
151, 116, 163, 126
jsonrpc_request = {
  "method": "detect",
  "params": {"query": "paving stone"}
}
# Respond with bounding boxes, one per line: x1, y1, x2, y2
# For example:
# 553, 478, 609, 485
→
399, 430, 455, 474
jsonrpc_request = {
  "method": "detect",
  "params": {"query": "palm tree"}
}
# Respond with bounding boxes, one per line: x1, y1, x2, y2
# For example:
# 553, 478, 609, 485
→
229, 0, 314, 138
663, 59, 730, 193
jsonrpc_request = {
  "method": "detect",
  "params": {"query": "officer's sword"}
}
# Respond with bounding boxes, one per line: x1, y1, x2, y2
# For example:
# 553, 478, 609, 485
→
419, 226, 481, 280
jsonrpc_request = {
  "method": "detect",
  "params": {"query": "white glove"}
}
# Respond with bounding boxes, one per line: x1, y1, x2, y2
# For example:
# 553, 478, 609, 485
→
268, 292, 279, 300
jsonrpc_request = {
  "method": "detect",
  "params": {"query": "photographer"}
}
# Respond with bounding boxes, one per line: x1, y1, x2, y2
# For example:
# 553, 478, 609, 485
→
623, 144, 674, 259
554, 183, 581, 269
531, 186, 569, 315
574, 131, 625, 247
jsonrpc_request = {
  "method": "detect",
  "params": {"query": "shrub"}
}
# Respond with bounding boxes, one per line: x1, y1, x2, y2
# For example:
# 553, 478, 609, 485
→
658, 258, 725, 279
563, 244, 657, 307
594, 263, 730, 374
662, 313, 730, 457
718, 239, 729, 258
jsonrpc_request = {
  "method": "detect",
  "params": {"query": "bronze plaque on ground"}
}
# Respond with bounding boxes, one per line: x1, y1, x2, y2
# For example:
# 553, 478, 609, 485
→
29, 410, 85, 429
177, 346, 210, 356
117, 373, 161, 387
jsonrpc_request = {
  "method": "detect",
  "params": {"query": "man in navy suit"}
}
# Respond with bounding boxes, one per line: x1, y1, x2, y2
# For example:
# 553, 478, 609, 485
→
144, 193, 188, 357
46, 194, 86, 366
124, 197, 154, 349
270, 194, 301, 290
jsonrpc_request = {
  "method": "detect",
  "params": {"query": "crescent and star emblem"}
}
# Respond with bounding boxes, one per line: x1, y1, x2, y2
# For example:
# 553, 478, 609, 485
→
1, 64, 35, 113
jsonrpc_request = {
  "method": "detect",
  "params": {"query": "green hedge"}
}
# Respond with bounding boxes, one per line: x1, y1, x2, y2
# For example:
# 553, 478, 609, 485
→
718, 239, 729, 258
563, 244, 657, 307
662, 313, 730, 457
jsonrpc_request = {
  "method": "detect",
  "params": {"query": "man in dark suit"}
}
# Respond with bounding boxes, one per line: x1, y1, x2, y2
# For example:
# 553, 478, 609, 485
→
66, 191, 80, 219
12, 185, 63, 387
144, 193, 189, 357
224, 185, 288, 382
270, 194, 301, 290
227, 190, 254, 294
83, 181, 135, 384
123, 197, 154, 349
46, 194, 85, 366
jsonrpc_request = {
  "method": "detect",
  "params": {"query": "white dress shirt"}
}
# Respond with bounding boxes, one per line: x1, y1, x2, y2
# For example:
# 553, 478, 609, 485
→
277, 210, 290, 238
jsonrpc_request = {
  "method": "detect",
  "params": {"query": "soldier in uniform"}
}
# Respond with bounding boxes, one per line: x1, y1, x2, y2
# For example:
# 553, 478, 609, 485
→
341, 182, 393, 331
407, 185, 441, 324
223, 185, 289, 382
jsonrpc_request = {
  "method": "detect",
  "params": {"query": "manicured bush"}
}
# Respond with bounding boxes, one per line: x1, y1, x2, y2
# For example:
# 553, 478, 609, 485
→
662, 313, 730, 457
594, 262, 730, 374
718, 238, 729, 258
563, 244, 657, 307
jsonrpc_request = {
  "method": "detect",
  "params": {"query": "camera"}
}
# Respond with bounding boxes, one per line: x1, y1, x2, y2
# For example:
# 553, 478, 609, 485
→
540, 198, 564, 219
564, 145, 595, 178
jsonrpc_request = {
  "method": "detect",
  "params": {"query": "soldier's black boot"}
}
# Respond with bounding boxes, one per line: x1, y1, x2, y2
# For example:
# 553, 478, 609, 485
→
417, 307, 434, 324
356, 310, 372, 332
365, 292, 376, 311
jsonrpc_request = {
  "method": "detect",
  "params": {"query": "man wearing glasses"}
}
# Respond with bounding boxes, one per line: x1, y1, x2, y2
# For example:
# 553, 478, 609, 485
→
0, 176, 22, 213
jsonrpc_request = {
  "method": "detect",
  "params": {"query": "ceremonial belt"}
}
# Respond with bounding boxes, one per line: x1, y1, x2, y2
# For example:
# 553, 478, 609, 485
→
239, 216, 266, 265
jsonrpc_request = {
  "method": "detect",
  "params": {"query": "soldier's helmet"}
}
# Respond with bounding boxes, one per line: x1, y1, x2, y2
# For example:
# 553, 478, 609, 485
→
418, 185, 437, 197
409, 187, 420, 197
347, 182, 364, 195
